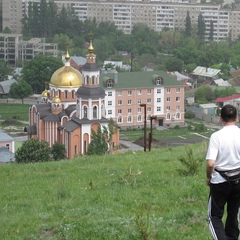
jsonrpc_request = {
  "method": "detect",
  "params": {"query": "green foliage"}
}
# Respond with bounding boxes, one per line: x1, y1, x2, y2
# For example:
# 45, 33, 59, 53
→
197, 13, 206, 42
209, 20, 214, 41
194, 123, 207, 132
0, 61, 13, 81
51, 141, 65, 160
195, 85, 214, 103
178, 146, 205, 176
21, 55, 63, 93
15, 138, 51, 163
165, 57, 184, 72
213, 87, 236, 99
88, 127, 108, 155
185, 11, 192, 37
185, 110, 195, 119
9, 81, 33, 104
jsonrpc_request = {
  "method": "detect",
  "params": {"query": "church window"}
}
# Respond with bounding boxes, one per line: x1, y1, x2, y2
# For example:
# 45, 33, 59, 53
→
93, 106, 97, 118
65, 91, 68, 99
75, 145, 77, 154
92, 77, 95, 85
84, 141, 87, 153
86, 76, 89, 85
72, 90, 75, 98
84, 106, 87, 118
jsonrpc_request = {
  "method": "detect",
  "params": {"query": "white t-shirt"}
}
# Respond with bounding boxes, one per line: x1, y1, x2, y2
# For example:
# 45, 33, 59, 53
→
206, 125, 240, 183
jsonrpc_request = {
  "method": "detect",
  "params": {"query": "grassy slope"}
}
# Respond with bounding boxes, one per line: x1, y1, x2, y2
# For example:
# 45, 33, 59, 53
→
0, 143, 212, 240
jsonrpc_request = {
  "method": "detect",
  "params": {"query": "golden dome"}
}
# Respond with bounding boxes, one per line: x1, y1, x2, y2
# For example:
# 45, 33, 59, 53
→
41, 89, 48, 97
52, 96, 62, 103
50, 65, 83, 88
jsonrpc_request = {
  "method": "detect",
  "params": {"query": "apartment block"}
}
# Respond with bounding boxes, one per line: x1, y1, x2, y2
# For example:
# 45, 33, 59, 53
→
3, 0, 240, 42
0, 33, 58, 67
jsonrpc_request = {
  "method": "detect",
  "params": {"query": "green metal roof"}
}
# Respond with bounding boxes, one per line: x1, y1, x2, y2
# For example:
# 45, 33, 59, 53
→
99, 71, 183, 89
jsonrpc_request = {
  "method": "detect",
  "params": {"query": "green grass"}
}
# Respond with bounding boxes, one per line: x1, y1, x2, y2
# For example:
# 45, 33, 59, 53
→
0, 103, 30, 121
0, 143, 213, 240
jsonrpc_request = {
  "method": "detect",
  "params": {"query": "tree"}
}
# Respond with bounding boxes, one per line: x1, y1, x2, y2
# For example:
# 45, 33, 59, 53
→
21, 55, 63, 93
88, 126, 108, 155
197, 13, 206, 42
0, 61, 13, 81
52, 33, 73, 51
15, 138, 51, 163
9, 81, 33, 104
185, 11, 192, 37
195, 85, 214, 103
165, 57, 184, 72
209, 20, 214, 41
51, 142, 65, 160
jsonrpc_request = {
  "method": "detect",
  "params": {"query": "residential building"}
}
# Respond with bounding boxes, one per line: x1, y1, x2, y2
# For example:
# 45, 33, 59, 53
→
0, 129, 15, 163
3, 0, 240, 42
0, 33, 58, 67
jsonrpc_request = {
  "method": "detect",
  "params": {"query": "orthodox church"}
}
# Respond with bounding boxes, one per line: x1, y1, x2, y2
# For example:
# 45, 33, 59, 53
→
25, 40, 120, 159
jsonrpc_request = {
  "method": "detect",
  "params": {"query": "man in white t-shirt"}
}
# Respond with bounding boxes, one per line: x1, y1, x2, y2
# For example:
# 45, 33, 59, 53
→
206, 104, 240, 240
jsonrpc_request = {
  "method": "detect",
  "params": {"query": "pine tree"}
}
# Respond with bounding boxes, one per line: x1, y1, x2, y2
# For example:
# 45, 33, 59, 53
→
185, 11, 192, 37
209, 20, 214, 41
197, 13, 206, 41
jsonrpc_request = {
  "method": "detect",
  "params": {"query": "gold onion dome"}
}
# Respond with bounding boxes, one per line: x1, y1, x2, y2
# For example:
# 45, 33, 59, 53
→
41, 89, 48, 97
50, 50, 83, 88
52, 96, 62, 103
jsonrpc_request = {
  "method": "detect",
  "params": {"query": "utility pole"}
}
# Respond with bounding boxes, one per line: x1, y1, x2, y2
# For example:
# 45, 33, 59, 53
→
140, 103, 146, 152
149, 115, 157, 151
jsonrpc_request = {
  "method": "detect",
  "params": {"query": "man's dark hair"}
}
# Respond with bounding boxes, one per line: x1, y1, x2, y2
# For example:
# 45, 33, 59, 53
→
221, 104, 237, 122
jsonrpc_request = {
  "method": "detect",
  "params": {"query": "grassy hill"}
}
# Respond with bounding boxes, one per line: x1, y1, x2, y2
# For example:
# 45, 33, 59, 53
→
0, 143, 212, 240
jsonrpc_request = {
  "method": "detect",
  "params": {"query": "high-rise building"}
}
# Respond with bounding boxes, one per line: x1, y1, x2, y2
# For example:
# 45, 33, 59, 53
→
3, 0, 239, 42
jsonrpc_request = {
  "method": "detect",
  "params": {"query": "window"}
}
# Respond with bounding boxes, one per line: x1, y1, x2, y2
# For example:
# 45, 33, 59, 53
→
147, 89, 151, 94
167, 97, 170, 102
176, 88, 180, 93
128, 90, 132, 96
157, 98, 161, 102
176, 113, 180, 119
118, 100, 122, 105
72, 90, 75, 98
118, 91, 122, 96
128, 100, 132, 105
84, 106, 87, 118
127, 116, 132, 123
6, 144, 9, 150
108, 101, 112, 106
157, 89, 161, 94
167, 88, 171, 93
118, 116, 122, 123
128, 108, 132, 114
107, 81, 112, 88
147, 98, 151, 103
93, 106, 97, 118
108, 110, 112, 115
147, 107, 151, 112
108, 92, 112, 96
118, 109, 122, 114
138, 108, 141, 113
166, 113, 171, 120
138, 99, 142, 104
166, 106, 170, 111
138, 90, 142, 95
176, 106, 180, 111
137, 115, 142, 122
176, 97, 180, 102
157, 107, 161, 111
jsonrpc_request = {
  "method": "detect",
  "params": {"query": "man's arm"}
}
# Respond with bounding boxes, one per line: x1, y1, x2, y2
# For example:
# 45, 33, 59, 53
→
206, 160, 215, 186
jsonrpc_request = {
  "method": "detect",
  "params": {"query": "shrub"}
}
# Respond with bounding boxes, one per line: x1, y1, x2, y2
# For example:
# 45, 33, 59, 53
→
51, 142, 65, 160
15, 138, 51, 163
185, 110, 195, 119
178, 146, 204, 176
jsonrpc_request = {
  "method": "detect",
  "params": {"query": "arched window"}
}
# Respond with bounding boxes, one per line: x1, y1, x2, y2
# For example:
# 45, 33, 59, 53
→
65, 90, 68, 99
117, 116, 122, 123
86, 76, 89, 85
166, 113, 171, 120
137, 115, 142, 122
84, 106, 87, 118
92, 76, 95, 85
127, 116, 132, 123
93, 106, 97, 118
107, 80, 112, 88
72, 90, 75, 98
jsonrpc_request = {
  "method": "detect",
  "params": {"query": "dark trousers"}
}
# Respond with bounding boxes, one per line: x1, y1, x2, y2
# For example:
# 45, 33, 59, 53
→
208, 182, 240, 240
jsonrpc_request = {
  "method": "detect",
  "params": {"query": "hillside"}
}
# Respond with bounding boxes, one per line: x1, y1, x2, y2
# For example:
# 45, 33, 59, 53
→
0, 144, 212, 240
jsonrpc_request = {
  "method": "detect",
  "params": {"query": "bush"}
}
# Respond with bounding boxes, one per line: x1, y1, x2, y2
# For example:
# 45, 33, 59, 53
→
178, 146, 205, 176
185, 110, 195, 119
51, 142, 65, 160
15, 138, 51, 163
